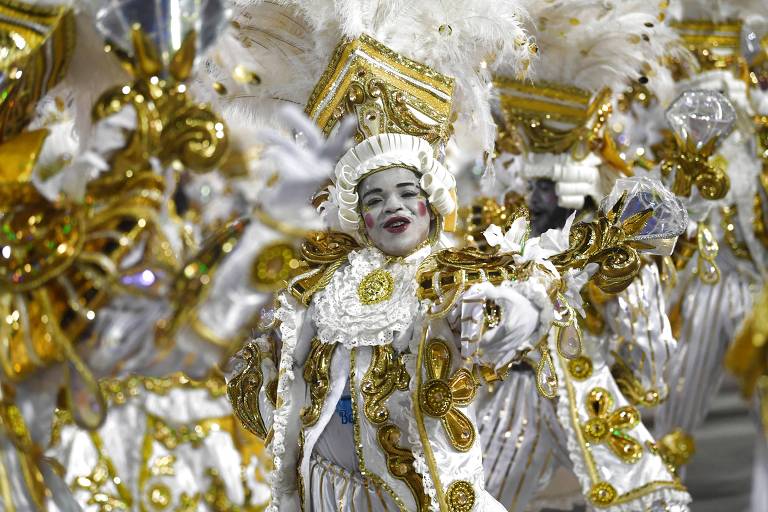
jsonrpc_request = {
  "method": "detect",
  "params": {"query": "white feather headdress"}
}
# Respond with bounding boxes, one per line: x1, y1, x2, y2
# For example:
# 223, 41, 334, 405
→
195, 0, 535, 161
513, 0, 690, 100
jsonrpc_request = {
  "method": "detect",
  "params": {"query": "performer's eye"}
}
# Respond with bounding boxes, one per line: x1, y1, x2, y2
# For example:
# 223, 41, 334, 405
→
364, 197, 382, 208
402, 191, 418, 198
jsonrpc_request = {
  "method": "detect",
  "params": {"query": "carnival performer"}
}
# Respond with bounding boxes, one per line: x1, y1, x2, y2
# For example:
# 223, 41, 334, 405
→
225, 16, 693, 507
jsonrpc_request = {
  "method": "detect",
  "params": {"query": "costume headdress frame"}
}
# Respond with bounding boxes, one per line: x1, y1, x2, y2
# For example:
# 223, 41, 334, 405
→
305, 34, 458, 235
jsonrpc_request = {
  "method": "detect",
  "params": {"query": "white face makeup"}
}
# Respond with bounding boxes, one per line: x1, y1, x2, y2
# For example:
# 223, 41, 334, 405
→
358, 167, 433, 256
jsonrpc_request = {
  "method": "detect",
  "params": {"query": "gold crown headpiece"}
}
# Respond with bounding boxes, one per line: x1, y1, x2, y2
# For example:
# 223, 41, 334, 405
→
305, 34, 455, 149
670, 19, 746, 75
494, 77, 619, 163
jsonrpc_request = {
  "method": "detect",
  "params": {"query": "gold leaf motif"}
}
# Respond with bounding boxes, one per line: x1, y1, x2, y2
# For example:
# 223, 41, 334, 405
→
420, 338, 478, 452
581, 387, 643, 464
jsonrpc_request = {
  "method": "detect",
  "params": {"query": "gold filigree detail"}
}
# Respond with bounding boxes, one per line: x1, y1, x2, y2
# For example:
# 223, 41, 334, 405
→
300, 339, 337, 427
93, 27, 229, 179
582, 387, 643, 464
305, 34, 454, 146
568, 356, 594, 380
377, 424, 429, 511
361, 344, 409, 424
227, 341, 268, 439
549, 191, 654, 293
495, 78, 627, 170
671, 19, 746, 75
358, 268, 395, 305
589, 481, 618, 506
720, 206, 751, 260
446, 480, 475, 512
349, 349, 409, 511
420, 338, 478, 452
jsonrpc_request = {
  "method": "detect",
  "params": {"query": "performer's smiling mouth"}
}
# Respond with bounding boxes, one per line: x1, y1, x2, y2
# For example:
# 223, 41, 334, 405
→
383, 216, 411, 233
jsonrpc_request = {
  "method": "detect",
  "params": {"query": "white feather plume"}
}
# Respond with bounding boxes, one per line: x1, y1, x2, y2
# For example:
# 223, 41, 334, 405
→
514, 0, 691, 99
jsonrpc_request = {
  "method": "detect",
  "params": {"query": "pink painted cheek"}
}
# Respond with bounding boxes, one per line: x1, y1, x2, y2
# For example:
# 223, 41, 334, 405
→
417, 201, 427, 217
364, 213, 375, 228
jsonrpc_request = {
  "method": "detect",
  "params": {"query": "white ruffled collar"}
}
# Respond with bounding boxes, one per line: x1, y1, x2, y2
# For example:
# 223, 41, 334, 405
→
312, 246, 430, 348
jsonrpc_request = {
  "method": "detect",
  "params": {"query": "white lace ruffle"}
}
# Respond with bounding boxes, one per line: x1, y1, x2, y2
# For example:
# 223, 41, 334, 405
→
312, 247, 424, 348
266, 294, 299, 512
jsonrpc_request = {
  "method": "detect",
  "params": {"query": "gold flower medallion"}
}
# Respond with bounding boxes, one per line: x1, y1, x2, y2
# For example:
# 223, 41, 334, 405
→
357, 268, 395, 305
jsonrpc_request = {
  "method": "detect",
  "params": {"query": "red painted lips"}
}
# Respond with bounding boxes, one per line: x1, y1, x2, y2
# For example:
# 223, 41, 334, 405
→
382, 216, 411, 233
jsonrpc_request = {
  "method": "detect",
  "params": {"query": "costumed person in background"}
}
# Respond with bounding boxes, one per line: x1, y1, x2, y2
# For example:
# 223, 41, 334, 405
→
456, 1, 694, 510
641, 0, 768, 483
722, 8, 768, 512
225, 4, 692, 506
0, 0, 280, 508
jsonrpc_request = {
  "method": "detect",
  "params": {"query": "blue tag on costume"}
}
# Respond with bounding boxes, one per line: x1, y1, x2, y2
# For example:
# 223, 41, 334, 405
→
336, 395, 353, 424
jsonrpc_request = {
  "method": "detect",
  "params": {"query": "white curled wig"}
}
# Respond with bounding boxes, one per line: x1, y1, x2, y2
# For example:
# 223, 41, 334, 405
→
331, 133, 457, 235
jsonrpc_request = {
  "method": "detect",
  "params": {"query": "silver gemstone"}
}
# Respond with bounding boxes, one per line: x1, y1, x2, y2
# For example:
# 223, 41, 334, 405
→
665, 89, 735, 152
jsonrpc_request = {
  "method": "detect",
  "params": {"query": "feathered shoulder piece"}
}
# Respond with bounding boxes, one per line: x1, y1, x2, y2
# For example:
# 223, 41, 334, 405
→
288, 230, 361, 305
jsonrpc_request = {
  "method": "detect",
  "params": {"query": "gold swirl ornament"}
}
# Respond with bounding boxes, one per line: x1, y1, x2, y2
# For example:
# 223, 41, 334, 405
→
582, 387, 643, 464
420, 338, 478, 452
549, 190, 655, 294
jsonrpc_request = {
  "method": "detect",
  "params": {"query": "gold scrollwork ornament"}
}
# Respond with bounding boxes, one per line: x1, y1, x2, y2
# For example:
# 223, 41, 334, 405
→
361, 344, 410, 424
226, 341, 268, 439
300, 339, 337, 427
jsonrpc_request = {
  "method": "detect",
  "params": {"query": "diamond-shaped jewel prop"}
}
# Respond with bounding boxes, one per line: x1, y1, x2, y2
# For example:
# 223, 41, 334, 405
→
95, 0, 228, 77
600, 176, 688, 256
665, 90, 736, 152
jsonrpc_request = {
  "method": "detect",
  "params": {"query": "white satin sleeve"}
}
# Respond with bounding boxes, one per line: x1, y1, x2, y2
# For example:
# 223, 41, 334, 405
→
458, 270, 555, 370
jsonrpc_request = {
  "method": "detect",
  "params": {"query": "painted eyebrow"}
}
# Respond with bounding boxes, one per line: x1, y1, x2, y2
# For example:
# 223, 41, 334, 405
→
396, 182, 420, 189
